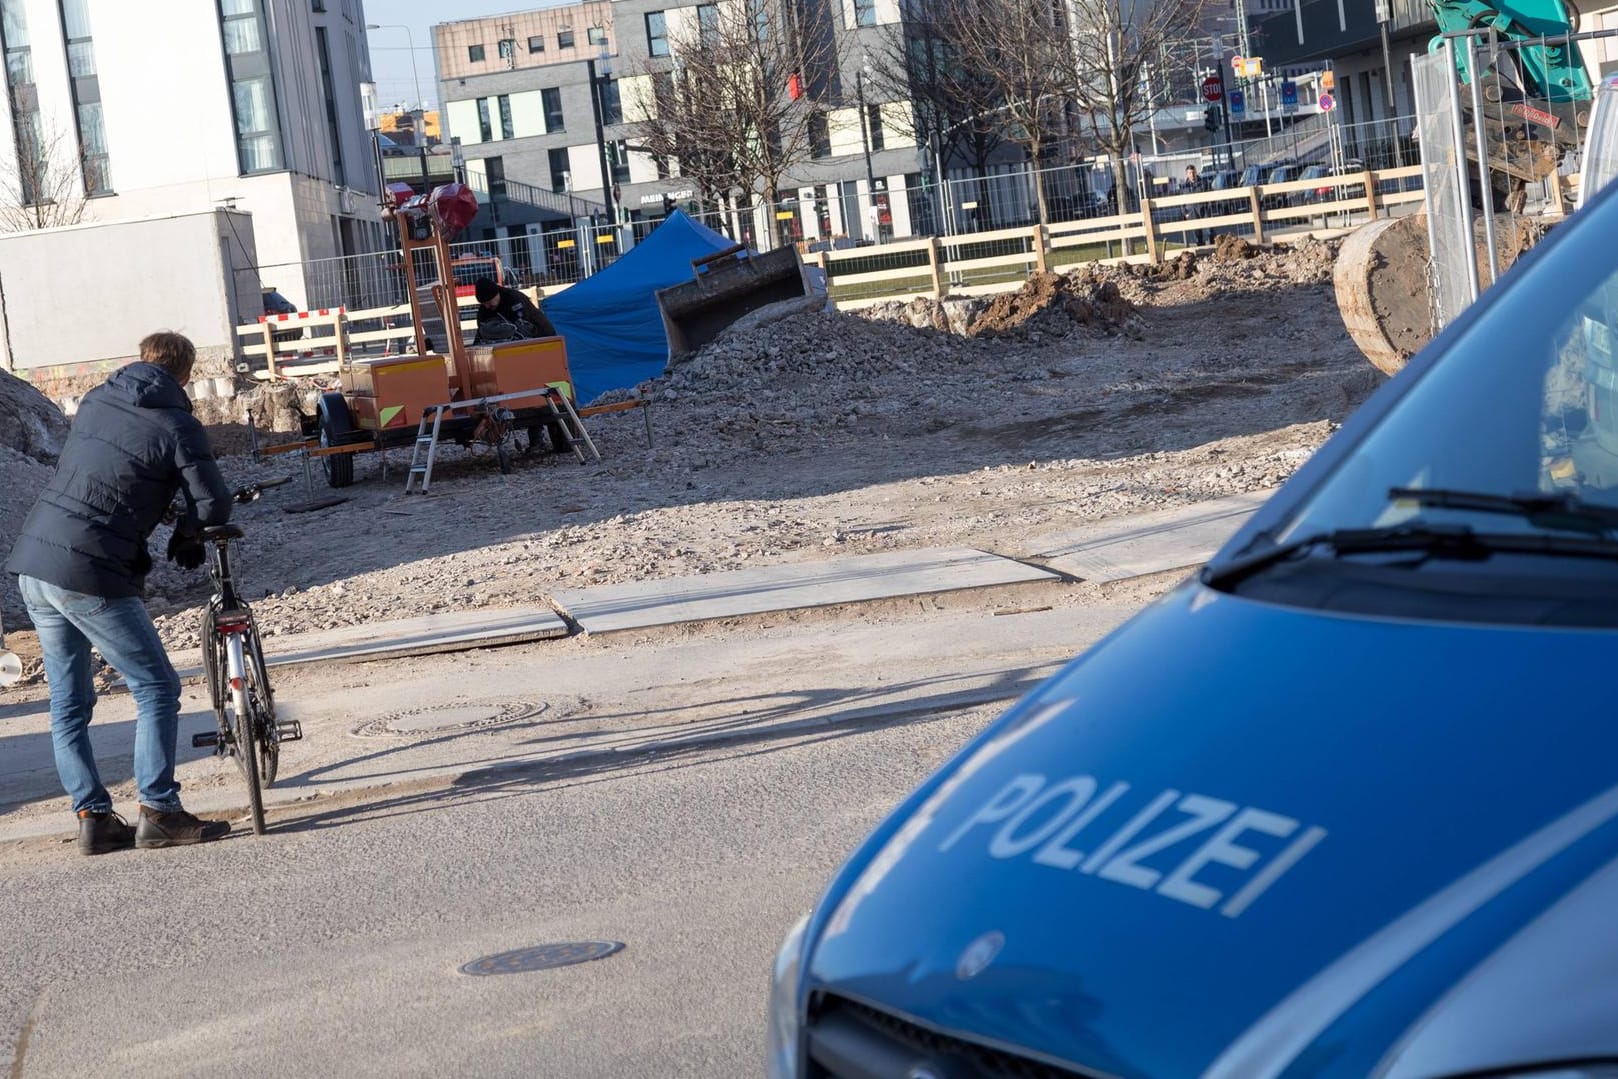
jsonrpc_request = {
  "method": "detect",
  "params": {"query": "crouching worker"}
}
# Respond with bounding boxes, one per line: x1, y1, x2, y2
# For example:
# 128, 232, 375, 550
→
473, 276, 556, 344
6, 331, 235, 854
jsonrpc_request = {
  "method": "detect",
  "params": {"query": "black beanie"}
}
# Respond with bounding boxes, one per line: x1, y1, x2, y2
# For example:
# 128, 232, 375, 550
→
474, 277, 499, 303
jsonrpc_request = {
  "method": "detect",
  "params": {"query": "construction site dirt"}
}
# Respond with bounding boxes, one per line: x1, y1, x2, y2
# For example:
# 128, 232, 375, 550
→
0, 237, 1381, 681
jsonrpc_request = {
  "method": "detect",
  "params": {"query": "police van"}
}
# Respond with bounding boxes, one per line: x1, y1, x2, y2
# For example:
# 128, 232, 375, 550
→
767, 171, 1618, 1077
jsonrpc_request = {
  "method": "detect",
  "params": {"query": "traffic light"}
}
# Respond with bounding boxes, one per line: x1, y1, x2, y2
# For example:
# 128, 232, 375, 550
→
1204, 105, 1221, 132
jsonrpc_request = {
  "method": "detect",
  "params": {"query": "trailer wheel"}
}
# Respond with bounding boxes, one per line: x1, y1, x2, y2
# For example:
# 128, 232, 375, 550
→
317, 393, 356, 489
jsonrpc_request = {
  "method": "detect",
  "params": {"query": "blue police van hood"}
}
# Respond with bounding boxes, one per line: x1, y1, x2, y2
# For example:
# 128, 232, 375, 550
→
805, 583, 1618, 1078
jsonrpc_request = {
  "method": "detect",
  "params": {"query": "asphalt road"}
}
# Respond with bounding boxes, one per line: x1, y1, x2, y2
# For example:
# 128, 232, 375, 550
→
1, 703, 997, 1077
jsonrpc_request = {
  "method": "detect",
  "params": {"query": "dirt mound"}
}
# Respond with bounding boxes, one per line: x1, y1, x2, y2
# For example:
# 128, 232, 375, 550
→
968, 271, 1145, 340
0, 369, 69, 463
0, 445, 53, 631
1215, 235, 1261, 261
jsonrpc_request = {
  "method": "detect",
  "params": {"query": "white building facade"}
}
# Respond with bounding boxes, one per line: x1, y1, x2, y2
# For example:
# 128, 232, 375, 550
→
0, 0, 383, 315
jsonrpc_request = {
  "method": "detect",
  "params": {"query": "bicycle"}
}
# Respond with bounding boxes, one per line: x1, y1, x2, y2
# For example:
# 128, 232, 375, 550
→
190, 483, 301, 834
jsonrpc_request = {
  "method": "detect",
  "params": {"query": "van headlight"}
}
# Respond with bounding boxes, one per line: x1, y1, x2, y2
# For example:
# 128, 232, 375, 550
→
766, 913, 811, 1079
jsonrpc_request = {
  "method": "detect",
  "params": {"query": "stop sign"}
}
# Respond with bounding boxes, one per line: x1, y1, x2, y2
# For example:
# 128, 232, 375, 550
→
1202, 76, 1223, 102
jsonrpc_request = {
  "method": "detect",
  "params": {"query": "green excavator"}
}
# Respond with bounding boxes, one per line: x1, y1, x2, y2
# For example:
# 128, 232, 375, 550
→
1336, 0, 1595, 375
1429, 0, 1593, 209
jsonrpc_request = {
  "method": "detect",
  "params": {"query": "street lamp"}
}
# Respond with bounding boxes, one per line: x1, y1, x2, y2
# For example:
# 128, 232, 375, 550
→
367, 23, 429, 188
587, 49, 619, 247
1375, 0, 1405, 167
854, 57, 881, 243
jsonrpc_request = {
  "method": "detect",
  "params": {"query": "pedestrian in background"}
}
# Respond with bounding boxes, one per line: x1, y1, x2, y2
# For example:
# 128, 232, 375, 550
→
7, 331, 235, 854
1182, 165, 1210, 246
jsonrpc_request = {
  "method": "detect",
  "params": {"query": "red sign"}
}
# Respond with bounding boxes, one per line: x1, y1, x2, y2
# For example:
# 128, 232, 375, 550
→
1509, 102, 1561, 130
1202, 76, 1223, 102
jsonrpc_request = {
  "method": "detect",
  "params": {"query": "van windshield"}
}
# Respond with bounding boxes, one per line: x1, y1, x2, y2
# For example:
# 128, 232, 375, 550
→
1224, 188, 1618, 621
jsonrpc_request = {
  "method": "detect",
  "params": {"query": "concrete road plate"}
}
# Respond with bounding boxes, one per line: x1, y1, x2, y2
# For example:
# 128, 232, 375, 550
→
1030, 490, 1274, 582
173, 606, 570, 679
552, 547, 1058, 634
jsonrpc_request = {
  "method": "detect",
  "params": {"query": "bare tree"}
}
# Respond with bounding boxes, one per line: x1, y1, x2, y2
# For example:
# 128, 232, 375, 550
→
949, 0, 1077, 226
1060, 0, 1206, 213
0, 124, 95, 232
630, 0, 833, 243
863, 0, 1006, 229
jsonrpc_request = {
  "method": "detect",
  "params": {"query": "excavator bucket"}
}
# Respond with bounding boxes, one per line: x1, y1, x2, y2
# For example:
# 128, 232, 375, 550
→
656, 244, 809, 359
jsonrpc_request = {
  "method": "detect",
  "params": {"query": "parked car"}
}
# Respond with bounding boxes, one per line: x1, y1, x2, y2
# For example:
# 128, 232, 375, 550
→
256, 287, 301, 344
767, 162, 1618, 1079
1292, 164, 1330, 204
1262, 163, 1304, 208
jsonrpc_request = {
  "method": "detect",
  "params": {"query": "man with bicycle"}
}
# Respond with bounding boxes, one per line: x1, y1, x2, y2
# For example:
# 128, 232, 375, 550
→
7, 331, 236, 854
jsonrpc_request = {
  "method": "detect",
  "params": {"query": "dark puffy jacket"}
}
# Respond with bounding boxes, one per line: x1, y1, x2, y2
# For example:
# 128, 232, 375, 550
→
6, 362, 232, 598
475, 285, 556, 339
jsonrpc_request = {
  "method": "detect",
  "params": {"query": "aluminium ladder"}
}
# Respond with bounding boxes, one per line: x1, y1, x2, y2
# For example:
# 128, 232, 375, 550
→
403, 405, 449, 494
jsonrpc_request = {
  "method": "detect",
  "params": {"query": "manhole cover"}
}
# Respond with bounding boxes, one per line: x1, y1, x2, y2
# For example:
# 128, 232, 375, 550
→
459, 941, 624, 977
352, 699, 546, 738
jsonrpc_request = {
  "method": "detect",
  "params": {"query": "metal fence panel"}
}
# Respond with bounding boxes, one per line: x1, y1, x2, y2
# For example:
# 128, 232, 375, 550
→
1414, 52, 1470, 333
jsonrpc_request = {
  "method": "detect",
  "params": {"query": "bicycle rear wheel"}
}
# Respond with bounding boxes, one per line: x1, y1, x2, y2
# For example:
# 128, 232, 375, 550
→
243, 627, 278, 788
234, 691, 266, 835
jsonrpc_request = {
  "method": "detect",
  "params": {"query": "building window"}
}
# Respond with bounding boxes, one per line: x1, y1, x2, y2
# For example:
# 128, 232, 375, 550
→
599, 78, 622, 125
468, 42, 485, 62
485, 155, 506, 199
497, 38, 514, 62
865, 103, 884, 151
58, 0, 110, 193
557, 28, 574, 49
542, 86, 563, 131
587, 26, 606, 46
645, 11, 668, 56
549, 147, 570, 193
477, 97, 492, 141
311, 0, 324, 9
527, 34, 544, 53
853, 0, 876, 26
1, 0, 45, 205
697, 4, 718, 46
314, 25, 342, 176
498, 93, 513, 139
808, 112, 830, 158
218, 0, 283, 173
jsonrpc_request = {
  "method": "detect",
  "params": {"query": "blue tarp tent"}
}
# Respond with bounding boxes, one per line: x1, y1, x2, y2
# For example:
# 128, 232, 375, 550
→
542, 211, 734, 404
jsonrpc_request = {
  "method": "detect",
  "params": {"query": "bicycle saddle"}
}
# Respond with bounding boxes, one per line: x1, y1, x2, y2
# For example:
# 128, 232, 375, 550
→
203, 524, 245, 541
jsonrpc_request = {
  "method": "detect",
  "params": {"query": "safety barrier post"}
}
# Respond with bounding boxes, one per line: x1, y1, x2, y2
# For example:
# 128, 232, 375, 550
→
1032, 226, 1049, 274
1249, 189, 1266, 245
1140, 199, 1160, 265
1363, 170, 1380, 220
928, 237, 947, 299
260, 321, 279, 379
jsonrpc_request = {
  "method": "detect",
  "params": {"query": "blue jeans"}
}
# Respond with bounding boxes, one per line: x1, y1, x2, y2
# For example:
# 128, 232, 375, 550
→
18, 574, 184, 814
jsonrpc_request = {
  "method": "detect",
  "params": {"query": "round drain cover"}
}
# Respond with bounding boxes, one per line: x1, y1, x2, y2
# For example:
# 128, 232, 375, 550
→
459, 941, 624, 977
352, 699, 546, 738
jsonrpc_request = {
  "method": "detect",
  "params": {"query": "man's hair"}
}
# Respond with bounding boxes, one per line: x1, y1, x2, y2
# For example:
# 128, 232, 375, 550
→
139, 331, 196, 381
474, 277, 500, 304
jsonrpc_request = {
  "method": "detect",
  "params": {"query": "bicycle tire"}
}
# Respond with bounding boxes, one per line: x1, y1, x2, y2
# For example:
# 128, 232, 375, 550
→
244, 627, 279, 787
234, 689, 266, 835
200, 606, 234, 754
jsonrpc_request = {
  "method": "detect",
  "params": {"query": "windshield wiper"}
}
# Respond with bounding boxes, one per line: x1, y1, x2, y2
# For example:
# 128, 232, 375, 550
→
1206, 522, 1618, 589
1388, 487, 1618, 535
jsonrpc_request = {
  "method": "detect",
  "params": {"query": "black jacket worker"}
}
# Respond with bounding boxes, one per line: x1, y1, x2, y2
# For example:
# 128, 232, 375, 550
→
473, 277, 555, 340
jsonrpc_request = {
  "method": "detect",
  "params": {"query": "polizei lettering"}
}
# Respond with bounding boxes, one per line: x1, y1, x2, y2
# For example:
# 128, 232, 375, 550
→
938, 773, 1326, 917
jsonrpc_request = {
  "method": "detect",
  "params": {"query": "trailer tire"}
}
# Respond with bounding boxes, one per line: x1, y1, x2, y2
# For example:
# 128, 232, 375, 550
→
318, 393, 356, 489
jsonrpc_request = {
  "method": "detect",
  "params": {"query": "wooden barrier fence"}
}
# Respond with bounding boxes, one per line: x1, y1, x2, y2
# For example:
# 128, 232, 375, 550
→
815, 164, 1428, 309
234, 165, 1428, 378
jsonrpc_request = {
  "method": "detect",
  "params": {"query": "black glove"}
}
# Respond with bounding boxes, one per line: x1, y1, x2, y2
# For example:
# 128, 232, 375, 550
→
167, 529, 205, 570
